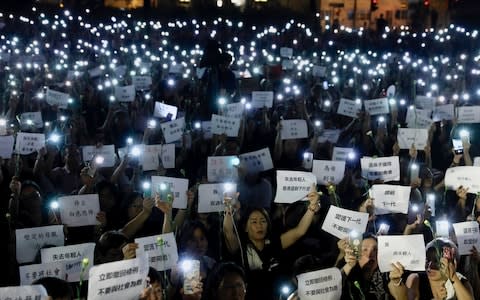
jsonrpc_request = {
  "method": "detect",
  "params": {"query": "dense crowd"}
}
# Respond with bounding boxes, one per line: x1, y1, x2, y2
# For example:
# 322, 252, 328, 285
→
1, 5, 480, 300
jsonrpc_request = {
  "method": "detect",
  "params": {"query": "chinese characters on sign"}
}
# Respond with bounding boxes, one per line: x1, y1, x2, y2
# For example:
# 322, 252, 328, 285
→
378, 235, 426, 273
274, 170, 317, 204
321, 206, 369, 239
135, 232, 178, 271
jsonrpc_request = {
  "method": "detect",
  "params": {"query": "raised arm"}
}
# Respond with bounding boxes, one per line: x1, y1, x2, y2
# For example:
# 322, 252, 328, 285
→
120, 197, 154, 239
223, 195, 240, 254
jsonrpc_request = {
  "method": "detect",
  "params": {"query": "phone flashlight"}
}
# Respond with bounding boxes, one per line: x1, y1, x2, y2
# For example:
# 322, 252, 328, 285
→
194, 122, 201, 130
50, 201, 59, 210
95, 155, 105, 165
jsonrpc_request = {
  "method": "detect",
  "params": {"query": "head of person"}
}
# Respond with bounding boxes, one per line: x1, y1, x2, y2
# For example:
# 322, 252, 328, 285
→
359, 233, 378, 270
425, 238, 459, 281
32, 277, 73, 300
123, 191, 143, 221
63, 144, 81, 172
204, 262, 246, 300
146, 267, 163, 300
179, 220, 209, 258
242, 207, 271, 243
96, 180, 118, 212
95, 231, 128, 264
19, 180, 44, 227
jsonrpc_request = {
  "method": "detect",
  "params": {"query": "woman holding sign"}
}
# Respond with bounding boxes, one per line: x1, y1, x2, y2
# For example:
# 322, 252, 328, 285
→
223, 184, 320, 300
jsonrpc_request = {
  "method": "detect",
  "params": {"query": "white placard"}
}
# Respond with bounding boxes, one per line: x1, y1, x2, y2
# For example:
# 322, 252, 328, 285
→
251, 91, 274, 108
433, 104, 455, 121
19, 262, 66, 285
274, 170, 317, 203
151, 176, 189, 209
364, 98, 389, 115
312, 65, 326, 77
114, 85, 136, 102
15, 132, 45, 155
321, 206, 369, 239
0, 135, 14, 159
378, 235, 426, 273
370, 184, 411, 215
211, 114, 241, 137
224, 102, 245, 119
361, 156, 400, 182
82, 145, 116, 167
436, 220, 450, 237
297, 268, 342, 300
452, 221, 480, 255
0, 285, 48, 300
20, 112, 43, 129
456, 106, 480, 124
135, 233, 179, 271
46, 89, 70, 109
154, 102, 178, 120
160, 117, 185, 143
280, 47, 293, 58
87, 255, 149, 300
239, 148, 274, 173
280, 119, 308, 140
415, 95, 436, 110
332, 147, 353, 161
474, 157, 480, 167
198, 183, 237, 213
114, 65, 127, 77
337, 98, 361, 118
16, 225, 65, 264
406, 108, 433, 129
445, 166, 480, 193
201, 121, 213, 139
88, 66, 103, 78
58, 194, 100, 227
143, 144, 176, 171
318, 130, 341, 144
169, 64, 183, 74
312, 160, 346, 185
397, 128, 429, 149
132, 75, 152, 91
282, 59, 294, 70
41, 243, 95, 282
207, 156, 239, 182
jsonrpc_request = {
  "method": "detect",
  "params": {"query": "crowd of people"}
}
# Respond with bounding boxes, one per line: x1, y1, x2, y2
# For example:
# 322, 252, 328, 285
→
0, 4, 480, 300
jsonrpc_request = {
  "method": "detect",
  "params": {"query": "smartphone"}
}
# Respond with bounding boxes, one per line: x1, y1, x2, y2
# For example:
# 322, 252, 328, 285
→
452, 139, 464, 155
442, 246, 456, 262
182, 260, 200, 295
157, 183, 172, 202
302, 152, 313, 170
349, 232, 362, 259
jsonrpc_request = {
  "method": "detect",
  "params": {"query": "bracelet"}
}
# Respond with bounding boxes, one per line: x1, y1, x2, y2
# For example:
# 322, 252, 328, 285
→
393, 278, 403, 286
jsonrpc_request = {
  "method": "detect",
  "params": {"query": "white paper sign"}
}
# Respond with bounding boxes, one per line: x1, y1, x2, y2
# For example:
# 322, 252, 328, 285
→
41, 243, 95, 282
297, 268, 342, 300
251, 91, 274, 108
337, 98, 361, 118
0, 135, 14, 159
169, 64, 183, 74
474, 157, 480, 167
211, 114, 241, 137
361, 156, 400, 182
312, 65, 326, 77
16, 225, 65, 264
15, 132, 45, 155
135, 233, 179, 271
406, 108, 433, 129
364, 98, 389, 115
378, 235, 426, 272
282, 59, 294, 70
20, 112, 43, 129
239, 148, 274, 173
436, 220, 450, 237
397, 128, 429, 149
87, 255, 149, 300
318, 130, 341, 144
207, 156, 239, 182
201, 121, 213, 139
161, 117, 185, 143
132, 76, 152, 91
19, 262, 66, 285
224, 102, 245, 119
445, 166, 480, 193
280, 47, 293, 58
321, 206, 369, 239
312, 160, 346, 185
198, 183, 237, 213
58, 194, 100, 227
114, 85, 136, 102
452, 221, 480, 255
433, 104, 455, 121
82, 145, 116, 167
456, 106, 480, 124
370, 184, 411, 214
154, 102, 178, 120
46, 89, 70, 109
114, 65, 127, 77
151, 176, 189, 209
415, 95, 436, 110
280, 119, 308, 140
274, 170, 317, 203
88, 66, 103, 78
0, 285, 48, 300
332, 147, 353, 161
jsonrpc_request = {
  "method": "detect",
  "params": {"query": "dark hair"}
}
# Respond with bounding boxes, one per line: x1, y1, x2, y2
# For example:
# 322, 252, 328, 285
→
203, 262, 246, 300
96, 230, 127, 256
95, 180, 118, 196
21, 180, 42, 195
178, 220, 209, 253
121, 191, 143, 210
241, 207, 271, 238
362, 232, 378, 242
292, 255, 323, 277
32, 277, 73, 299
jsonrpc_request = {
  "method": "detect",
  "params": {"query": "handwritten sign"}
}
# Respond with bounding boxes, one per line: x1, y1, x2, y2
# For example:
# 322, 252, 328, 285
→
207, 156, 239, 182
312, 160, 346, 185
280, 119, 308, 140
378, 235, 426, 272
20, 112, 43, 129
332, 147, 353, 161
16, 225, 65, 264
364, 98, 389, 115
370, 184, 411, 214
19, 262, 66, 285
224, 102, 245, 119
406, 108, 433, 129
114, 85, 135, 102
58, 194, 100, 227
452, 221, 480, 255
361, 156, 400, 182
132, 75, 152, 91
337, 98, 361, 118
280, 47, 293, 58
274, 170, 317, 203
456, 106, 480, 124
318, 129, 341, 144
251, 91, 274, 108
135, 233, 178, 271
82, 145, 116, 167
312, 65, 326, 77
0, 135, 14, 159
433, 104, 455, 121
154, 102, 178, 120
238, 148, 274, 173
88, 255, 149, 300
397, 128, 429, 149
46, 89, 70, 109
321, 206, 369, 239
297, 268, 342, 300
15, 132, 45, 155
160, 117, 185, 143
445, 166, 480, 193
198, 183, 237, 213
0, 286, 48, 300
151, 176, 189, 209
41, 242, 95, 282
415, 95, 436, 111
211, 114, 241, 137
